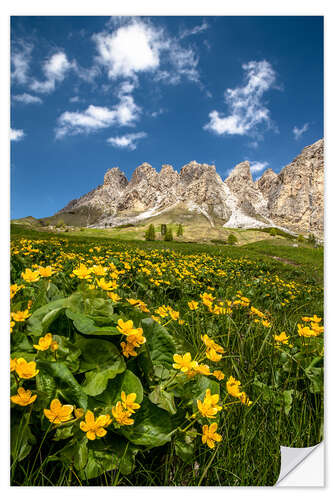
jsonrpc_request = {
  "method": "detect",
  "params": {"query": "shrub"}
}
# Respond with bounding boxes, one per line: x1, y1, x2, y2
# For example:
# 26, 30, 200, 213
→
227, 234, 238, 245
164, 228, 173, 241
297, 234, 305, 243
176, 224, 184, 237
145, 224, 156, 241
160, 224, 167, 236
270, 228, 278, 236
308, 233, 316, 246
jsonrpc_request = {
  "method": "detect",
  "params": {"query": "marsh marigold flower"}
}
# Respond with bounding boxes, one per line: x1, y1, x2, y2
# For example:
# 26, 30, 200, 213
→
44, 399, 74, 424
11, 309, 31, 322
15, 358, 39, 379
21, 268, 40, 283
197, 389, 222, 419
112, 401, 134, 426
188, 300, 199, 310
72, 264, 91, 280
38, 266, 54, 278
202, 423, 222, 449
226, 376, 242, 398
274, 332, 289, 345
11, 387, 37, 406
121, 341, 138, 358
121, 392, 140, 414
80, 410, 111, 440
117, 319, 136, 336
213, 370, 225, 381
33, 333, 54, 351
173, 352, 196, 373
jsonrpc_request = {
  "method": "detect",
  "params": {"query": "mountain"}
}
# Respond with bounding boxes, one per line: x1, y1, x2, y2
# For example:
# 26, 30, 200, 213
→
52, 138, 324, 236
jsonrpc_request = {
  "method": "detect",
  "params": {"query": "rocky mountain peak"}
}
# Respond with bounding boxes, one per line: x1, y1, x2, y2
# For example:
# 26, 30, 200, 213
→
103, 167, 128, 188
180, 161, 216, 184
256, 168, 278, 197
129, 162, 158, 186
225, 161, 252, 185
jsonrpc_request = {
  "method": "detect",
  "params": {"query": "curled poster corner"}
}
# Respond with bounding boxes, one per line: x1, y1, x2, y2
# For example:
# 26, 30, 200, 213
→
275, 442, 324, 486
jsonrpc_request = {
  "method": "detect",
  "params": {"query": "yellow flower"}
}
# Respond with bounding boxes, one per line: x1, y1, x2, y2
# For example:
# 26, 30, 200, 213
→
21, 268, 40, 283
126, 328, 146, 347
10, 284, 24, 300
15, 358, 39, 379
11, 387, 37, 406
197, 389, 222, 418
11, 309, 31, 322
38, 266, 54, 277
51, 340, 59, 351
121, 392, 140, 414
91, 264, 107, 276
262, 320, 271, 328
33, 333, 54, 351
169, 310, 180, 321
10, 357, 17, 372
311, 322, 324, 335
274, 332, 289, 345
173, 352, 196, 373
201, 334, 225, 354
117, 319, 135, 336
155, 306, 168, 318
96, 278, 115, 291
297, 323, 321, 337
10, 321, 15, 333
80, 410, 111, 440
120, 341, 138, 358
239, 391, 253, 407
213, 370, 225, 381
205, 348, 222, 363
195, 364, 211, 376
226, 376, 242, 398
202, 423, 222, 449
72, 264, 91, 280
112, 401, 134, 426
108, 291, 121, 302
188, 301, 199, 310
302, 315, 322, 323
74, 407, 85, 419
44, 399, 74, 424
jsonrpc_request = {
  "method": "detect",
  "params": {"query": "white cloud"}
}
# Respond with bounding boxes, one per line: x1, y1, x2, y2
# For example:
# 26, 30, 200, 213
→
69, 96, 80, 103
13, 93, 42, 104
55, 95, 140, 138
11, 41, 33, 84
107, 132, 147, 150
151, 108, 164, 118
204, 60, 278, 137
293, 123, 309, 140
10, 128, 25, 141
30, 52, 72, 93
93, 18, 199, 85
179, 20, 209, 39
93, 21, 160, 79
249, 160, 269, 174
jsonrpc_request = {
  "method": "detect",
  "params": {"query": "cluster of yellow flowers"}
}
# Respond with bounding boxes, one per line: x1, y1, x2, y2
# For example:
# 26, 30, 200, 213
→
226, 376, 252, 406
200, 293, 233, 316
298, 315, 324, 337
117, 319, 146, 358
39, 392, 140, 440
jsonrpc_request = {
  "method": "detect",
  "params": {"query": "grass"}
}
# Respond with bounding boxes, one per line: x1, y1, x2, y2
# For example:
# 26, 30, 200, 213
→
10, 225, 323, 486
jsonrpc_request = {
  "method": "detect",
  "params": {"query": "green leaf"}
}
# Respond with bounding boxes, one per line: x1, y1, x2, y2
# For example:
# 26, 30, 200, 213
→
90, 370, 143, 411
174, 432, 196, 464
141, 318, 176, 368
77, 436, 137, 479
304, 356, 323, 393
121, 397, 174, 448
11, 414, 36, 462
149, 386, 177, 415
172, 374, 220, 402
66, 309, 119, 336
282, 390, 294, 416
38, 360, 88, 409
36, 371, 57, 406
74, 438, 88, 470
76, 338, 126, 396
27, 298, 68, 336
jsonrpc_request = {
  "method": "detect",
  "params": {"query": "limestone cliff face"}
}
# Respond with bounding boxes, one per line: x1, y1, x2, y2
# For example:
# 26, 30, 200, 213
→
265, 139, 324, 234
56, 139, 324, 235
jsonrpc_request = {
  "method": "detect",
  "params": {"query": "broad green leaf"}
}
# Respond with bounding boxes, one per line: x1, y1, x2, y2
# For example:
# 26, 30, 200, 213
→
76, 338, 126, 396
27, 298, 68, 336
174, 432, 196, 464
38, 360, 88, 409
74, 438, 88, 470
11, 414, 36, 462
77, 436, 137, 479
121, 397, 174, 448
66, 309, 119, 336
149, 386, 177, 414
282, 390, 294, 416
305, 356, 323, 393
90, 370, 143, 411
172, 374, 220, 402
141, 318, 176, 368
36, 371, 57, 406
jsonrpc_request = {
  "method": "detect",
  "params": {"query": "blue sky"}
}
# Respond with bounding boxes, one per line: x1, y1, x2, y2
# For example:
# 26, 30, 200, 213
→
10, 16, 323, 220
